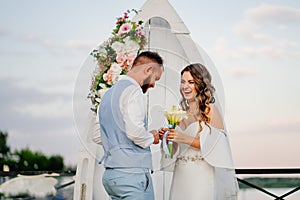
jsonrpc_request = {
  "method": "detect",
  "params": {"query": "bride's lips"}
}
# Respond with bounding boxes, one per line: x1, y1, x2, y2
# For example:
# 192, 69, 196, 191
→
183, 91, 192, 96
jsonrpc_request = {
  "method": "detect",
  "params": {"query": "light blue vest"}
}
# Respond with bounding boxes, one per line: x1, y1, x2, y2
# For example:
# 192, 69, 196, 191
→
98, 79, 152, 169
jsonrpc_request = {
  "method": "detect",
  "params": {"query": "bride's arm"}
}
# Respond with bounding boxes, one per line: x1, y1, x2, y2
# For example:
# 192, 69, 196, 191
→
167, 129, 201, 149
187, 135, 200, 149
208, 104, 225, 130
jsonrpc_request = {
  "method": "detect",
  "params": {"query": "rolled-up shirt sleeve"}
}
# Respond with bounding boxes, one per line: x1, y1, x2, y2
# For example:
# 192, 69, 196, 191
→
120, 85, 154, 148
92, 107, 102, 145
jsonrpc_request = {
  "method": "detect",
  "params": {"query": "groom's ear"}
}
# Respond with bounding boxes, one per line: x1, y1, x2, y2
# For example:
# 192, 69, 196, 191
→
144, 65, 153, 75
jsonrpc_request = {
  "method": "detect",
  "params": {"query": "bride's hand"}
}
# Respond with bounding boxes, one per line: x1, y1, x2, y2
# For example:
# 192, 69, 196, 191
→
167, 129, 188, 144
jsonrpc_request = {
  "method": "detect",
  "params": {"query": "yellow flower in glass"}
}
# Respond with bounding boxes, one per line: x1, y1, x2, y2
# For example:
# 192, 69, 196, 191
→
163, 105, 187, 158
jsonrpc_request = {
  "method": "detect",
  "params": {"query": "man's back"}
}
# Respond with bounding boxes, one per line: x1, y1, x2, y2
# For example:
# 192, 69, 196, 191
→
99, 79, 152, 169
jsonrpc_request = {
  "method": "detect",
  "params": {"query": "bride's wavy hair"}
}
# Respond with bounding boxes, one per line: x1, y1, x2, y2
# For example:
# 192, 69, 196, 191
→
180, 63, 215, 132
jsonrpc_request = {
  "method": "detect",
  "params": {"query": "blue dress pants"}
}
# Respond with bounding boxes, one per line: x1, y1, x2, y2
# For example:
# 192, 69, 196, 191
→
102, 168, 154, 200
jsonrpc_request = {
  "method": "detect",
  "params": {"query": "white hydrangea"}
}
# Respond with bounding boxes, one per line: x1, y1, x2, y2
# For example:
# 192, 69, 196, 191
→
110, 62, 122, 75
111, 41, 125, 54
124, 37, 140, 53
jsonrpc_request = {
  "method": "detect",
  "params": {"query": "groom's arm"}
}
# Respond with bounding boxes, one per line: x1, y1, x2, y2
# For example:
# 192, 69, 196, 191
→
91, 106, 102, 145
120, 86, 156, 148
150, 130, 160, 144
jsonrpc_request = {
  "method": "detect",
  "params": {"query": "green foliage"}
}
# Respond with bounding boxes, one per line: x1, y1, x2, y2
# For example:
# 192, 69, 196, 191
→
239, 177, 300, 189
48, 155, 64, 170
0, 130, 12, 171
8, 193, 31, 198
2, 158, 18, 171
0, 130, 65, 171
15, 148, 49, 170
0, 130, 10, 159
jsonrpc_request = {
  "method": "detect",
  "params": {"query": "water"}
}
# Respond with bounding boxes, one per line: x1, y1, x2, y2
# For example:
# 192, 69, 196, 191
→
0, 176, 75, 200
60, 186, 300, 200
238, 188, 300, 200
54, 177, 74, 200
2, 176, 300, 200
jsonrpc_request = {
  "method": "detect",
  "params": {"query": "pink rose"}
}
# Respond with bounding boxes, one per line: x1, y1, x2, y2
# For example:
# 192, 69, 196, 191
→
103, 70, 113, 85
116, 53, 126, 65
116, 53, 128, 70
126, 52, 137, 67
118, 23, 132, 35
116, 52, 137, 71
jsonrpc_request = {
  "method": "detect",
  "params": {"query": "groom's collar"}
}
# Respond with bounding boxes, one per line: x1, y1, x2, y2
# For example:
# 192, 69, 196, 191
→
119, 75, 140, 88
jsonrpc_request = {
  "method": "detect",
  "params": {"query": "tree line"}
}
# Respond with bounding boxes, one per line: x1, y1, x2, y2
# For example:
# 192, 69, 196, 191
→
0, 130, 65, 171
239, 177, 300, 189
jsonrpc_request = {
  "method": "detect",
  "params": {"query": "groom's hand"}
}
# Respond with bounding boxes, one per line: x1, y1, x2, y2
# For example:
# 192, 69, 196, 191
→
150, 130, 160, 144
158, 128, 169, 140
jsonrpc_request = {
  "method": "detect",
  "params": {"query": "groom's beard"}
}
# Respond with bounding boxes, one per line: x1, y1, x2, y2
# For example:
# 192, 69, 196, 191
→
141, 76, 151, 94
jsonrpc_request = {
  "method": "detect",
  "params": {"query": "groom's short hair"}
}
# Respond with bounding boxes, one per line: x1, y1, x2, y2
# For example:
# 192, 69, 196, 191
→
132, 51, 163, 69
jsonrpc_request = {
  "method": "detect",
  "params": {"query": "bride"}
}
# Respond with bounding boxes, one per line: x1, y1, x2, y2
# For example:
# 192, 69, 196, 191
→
159, 63, 239, 200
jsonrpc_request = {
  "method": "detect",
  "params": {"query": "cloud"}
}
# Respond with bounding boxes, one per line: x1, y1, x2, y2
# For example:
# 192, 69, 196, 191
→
64, 40, 96, 50
21, 34, 96, 52
14, 99, 71, 119
21, 34, 96, 51
235, 4, 300, 40
232, 4, 300, 59
239, 45, 285, 59
0, 78, 50, 105
246, 4, 300, 27
210, 37, 233, 60
0, 77, 72, 132
0, 77, 81, 165
0, 28, 11, 37
1, 31, 96, 56
210, 36, 292, 61
20, 34, 57, 48
225, 67, 257, 78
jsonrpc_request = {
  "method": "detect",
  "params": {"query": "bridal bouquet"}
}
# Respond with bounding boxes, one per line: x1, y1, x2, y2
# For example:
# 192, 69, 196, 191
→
88, 9, 147, 113
163, 105, 187, 158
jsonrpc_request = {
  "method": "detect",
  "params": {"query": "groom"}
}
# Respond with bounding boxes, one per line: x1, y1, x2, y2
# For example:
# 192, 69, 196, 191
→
98, 51, 163, 200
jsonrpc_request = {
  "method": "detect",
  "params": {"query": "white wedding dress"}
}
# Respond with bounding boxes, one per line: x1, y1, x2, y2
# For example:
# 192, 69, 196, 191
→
169, 122, 215, 200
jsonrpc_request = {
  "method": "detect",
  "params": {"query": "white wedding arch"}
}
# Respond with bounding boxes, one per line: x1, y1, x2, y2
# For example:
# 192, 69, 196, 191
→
73, 0, 226, 199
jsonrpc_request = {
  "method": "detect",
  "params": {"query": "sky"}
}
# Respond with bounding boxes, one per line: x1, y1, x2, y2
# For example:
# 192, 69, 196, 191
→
0, 0, 300, 169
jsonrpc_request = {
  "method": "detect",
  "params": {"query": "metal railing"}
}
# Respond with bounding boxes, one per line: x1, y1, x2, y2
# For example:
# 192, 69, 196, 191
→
1, 169, 300, 199
236, 168, 300, 200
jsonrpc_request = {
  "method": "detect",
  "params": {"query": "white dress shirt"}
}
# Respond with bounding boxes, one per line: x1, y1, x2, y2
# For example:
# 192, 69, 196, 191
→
94, 75, 154, 148
119, 75, 154, 148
